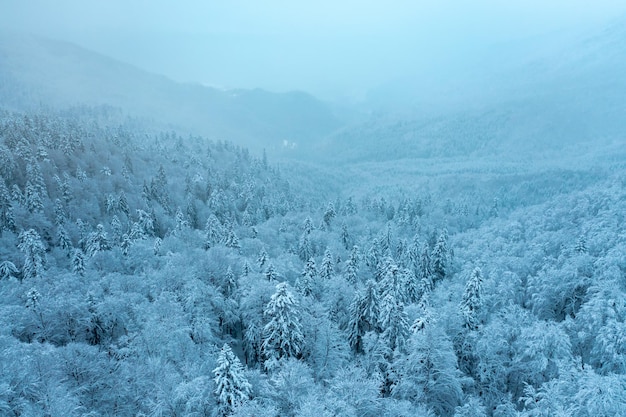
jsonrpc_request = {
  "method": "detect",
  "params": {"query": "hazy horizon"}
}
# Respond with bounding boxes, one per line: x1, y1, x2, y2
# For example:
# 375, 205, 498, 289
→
2, 1, 626, 101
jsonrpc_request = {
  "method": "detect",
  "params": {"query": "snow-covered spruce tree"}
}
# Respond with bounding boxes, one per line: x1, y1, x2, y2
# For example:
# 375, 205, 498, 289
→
262, 283, 304, 368
347, 279, 380, 353
320, 248, 334, 280
0, 260, 19, 280
213, 343, 252, 415
224, 222, 240, 249
71, 249, 85, 276
24, 181, 43, 213
257, 247, 269, 270
345, 245, 360, 285
323, 202, 336, 229
296, 258, 317, 297
460, 267, 484, 331
298, 233, 313, 262
18, 229, 46, 280
430, 229, 449, 284
85, 224, 110, 258
379, 294, 410, 353
379, 257, 406, 304
265, 263, 278, 282
204, 214, 224, 250
341, 222, 351, 250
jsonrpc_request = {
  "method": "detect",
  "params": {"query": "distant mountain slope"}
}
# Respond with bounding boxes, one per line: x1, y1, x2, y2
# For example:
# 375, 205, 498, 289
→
319, 17, 626, 162
0, 34, 343, 152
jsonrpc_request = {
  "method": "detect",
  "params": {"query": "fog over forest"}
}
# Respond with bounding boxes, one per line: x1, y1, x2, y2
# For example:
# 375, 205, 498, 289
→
0, 2, 625, 417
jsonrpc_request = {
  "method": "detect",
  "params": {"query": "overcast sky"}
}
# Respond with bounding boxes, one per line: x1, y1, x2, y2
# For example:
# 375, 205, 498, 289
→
2, 1, 625, 100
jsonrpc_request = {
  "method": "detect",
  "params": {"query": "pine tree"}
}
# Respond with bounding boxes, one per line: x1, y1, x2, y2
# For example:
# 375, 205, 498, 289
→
345, 245, 360, 284
18, 229, 46, 280
257, 248, 268, 270
302, 217, 314, 235
320, 248, 334, 280
460, 267, 483, 330
224, 266, 237, 297
431, 230, 449, 284
204, 215, 223, 249
379, 257, 406, 304
575, 235, 587, 254
296, 258, 317, 297
341, 222, 350, 250
347, 279, 380, 353
0, 260, 19, 280
174, 207, 189, 234
265, 263, 278, 282
25, 181, 43, 213
85, 224, 111, 258
323, 202, 336, 229
57, 224, 72, 256
71, 249, 85, 276
241, 260, 250, 278
262, 283, 304, 366
418, 243, 434, 291
213, 343, 252, 415
224, 223, 240, 249
153, 237, 162, 256
380, 294, 410, 353
297, 233, 313, 262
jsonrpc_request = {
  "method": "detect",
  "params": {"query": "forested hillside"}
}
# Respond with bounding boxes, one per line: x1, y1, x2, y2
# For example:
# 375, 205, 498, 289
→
0, 107, 624, 417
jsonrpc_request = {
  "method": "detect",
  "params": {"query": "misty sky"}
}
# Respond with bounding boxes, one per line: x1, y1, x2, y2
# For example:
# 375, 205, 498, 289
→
2, 1, 626, 100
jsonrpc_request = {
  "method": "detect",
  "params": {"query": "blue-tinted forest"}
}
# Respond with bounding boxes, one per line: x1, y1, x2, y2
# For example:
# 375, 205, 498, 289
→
1, 12, 626, 417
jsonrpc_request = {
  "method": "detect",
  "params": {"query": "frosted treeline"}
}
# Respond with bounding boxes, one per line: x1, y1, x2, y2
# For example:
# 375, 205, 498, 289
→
0, 108, 625, 416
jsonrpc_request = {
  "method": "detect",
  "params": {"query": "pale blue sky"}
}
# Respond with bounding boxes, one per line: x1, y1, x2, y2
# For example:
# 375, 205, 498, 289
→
2, 1, 625, 100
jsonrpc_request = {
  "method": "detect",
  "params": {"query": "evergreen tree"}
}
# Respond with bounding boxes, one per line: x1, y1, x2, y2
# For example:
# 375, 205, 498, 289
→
257, 248, 269, 270
575, 235, 587, 254
347, 279, 380, 353
345, 245, 360, 284
323, 202, 336, 229
262, 283, 304, 367
418, 243, 434, 291
298, 233, 313, 262
0, 260, 19, 280
296, 258, 317, 297
85, 224, 111, 258
72, 249, 85, 276
431, 230, 449, 284
153, 237, 162, 256
25, 181, 43, 213
224, 222, 241, 249
18, 229, 46, 280
341, 222, 350, 250
57, 224, 72, 256
204, 215, 223, 249
320, 248, 334, 280
213, 343, 252, 415
265, 263, 278, 282
302, 216, 314, 234
460, 267, 484, 330
224, 266, 237, 298
379, 294, 410, 353
379, 257, 406, 304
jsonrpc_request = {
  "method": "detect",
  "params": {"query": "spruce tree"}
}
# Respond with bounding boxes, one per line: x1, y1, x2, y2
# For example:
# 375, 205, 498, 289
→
213, 343, 252, 415
296, 258, 317, 297
72, 249, 85, 276
262, 283, 304, 367
345, 246, 360, 284
431, 230, 449, 284
320, 248, 334, 280
18, 229, 46, 280
460, 267, 483, 330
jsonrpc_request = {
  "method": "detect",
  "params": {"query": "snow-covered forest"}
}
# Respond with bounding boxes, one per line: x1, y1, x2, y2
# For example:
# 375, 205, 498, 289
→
1, 4, 626, 417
